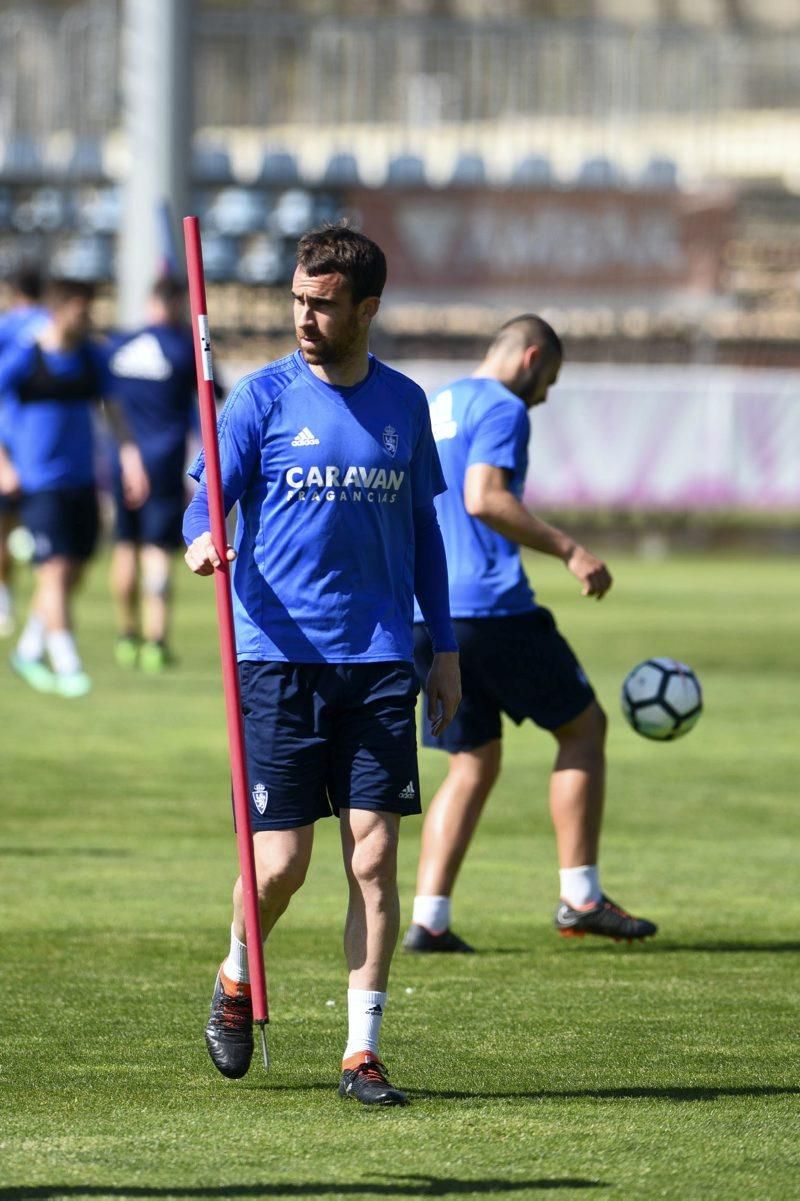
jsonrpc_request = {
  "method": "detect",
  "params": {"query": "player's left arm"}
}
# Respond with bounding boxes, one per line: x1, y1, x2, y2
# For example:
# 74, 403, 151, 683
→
413, 503, 461, 735
464, 463, 612, 599
410, 394, 461, 733
95, 341, 150, 510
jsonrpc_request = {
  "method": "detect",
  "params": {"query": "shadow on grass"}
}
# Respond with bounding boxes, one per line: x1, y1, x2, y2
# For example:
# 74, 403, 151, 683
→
0, 1177, 608, 1198
0, 847, 132, 859
418, 1085, 800, 1103
654, 941, 800, 954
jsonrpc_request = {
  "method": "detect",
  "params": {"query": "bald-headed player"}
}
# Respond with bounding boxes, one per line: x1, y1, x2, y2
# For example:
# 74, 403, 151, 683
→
405, 314, 657, 952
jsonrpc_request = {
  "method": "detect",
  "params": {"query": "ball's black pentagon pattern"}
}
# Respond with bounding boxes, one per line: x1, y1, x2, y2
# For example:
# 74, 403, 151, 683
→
621, 658, 702, 741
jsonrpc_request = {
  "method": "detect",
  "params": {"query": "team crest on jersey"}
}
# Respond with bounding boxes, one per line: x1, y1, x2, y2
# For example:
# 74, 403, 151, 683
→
252, 783, 269, 814
382, 425, 398, 457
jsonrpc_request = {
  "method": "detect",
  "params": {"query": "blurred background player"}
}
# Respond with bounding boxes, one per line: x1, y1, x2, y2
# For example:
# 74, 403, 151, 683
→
0, 277, 147, 698
106, 277, 197, 671
405, 314, 657, 952
0, 266, 48, 636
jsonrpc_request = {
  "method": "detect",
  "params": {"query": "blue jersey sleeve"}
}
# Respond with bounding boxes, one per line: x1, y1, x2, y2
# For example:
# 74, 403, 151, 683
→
187, 377, 263, 504
413, 502, 457, 653
466, 398, 529, 474
410, 396, 447, 508
0, 341, 35, 395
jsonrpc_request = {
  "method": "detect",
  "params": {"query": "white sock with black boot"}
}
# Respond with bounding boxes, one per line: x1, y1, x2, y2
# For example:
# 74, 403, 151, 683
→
342, 989, 386, 1067
559, 864, 602, 909
412, 894, 451, 934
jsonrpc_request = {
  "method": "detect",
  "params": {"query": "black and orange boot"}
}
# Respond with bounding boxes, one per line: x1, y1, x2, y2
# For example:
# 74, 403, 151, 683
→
402, 923, 475, 953
338, 1052, 408, 1106
555, 894, 657, 943
204, 966, 254, 1078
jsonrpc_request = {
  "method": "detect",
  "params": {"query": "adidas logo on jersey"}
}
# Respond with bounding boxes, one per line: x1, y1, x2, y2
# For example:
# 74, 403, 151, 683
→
399, 781, 416, 801
110, 332, 173, 381
291, 427, 320, 447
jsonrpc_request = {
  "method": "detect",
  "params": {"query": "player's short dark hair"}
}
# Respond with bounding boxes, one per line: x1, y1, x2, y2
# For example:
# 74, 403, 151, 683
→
45, 278, 96, 308
490, 313, 563, 363
151, 276, 187, 305
10, 265, 43, 301
295, 223, 387, 304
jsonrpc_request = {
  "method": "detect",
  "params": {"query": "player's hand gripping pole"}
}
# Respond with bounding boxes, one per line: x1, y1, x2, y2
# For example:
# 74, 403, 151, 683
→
183, 216, 270, 1070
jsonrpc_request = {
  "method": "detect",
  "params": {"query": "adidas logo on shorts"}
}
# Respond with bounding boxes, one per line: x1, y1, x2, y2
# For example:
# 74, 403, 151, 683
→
399, 781, 416, 800
291, 427, 320, 447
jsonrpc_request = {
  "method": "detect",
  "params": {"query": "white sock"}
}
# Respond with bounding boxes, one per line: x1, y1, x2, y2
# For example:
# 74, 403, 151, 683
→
412, 894, 451, 935
16, 614, 45, 662
46, 629, 82, 676
559, 865, 602, 908
0, 583, 11, 619
222, 925, 250, 984
343, 989, 386, 1060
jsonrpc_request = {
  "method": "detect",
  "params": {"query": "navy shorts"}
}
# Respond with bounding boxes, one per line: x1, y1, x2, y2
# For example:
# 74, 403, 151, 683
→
21, 486, 99, 564
112, 474, 185, 549
414, 608, 596, 753
239, 660, 422, 831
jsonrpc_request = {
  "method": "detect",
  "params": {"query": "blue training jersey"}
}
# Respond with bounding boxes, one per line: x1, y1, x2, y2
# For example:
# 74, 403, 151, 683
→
106, 324, 196, 487
0, 339, 108, 491
416, 376, 536, 619
0, 305, 48, 355
187, 349, 446, 664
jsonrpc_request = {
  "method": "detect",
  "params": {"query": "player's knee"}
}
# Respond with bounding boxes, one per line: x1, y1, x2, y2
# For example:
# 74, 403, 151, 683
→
450, 744, 501, 795
141, 554, 171, 600
254, 853, 308, 901
557, 701, 607, 753
348, 835, 398, 891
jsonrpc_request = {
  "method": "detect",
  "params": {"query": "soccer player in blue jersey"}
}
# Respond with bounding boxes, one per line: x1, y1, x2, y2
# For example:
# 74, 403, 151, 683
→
0, 278, 147, 697
106, 277, 197, 672
183, 225, 461, 1106
0, 266, 48, 636
405, 314, 657, 952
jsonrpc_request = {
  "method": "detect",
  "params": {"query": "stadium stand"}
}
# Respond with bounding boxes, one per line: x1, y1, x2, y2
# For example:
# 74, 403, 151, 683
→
449, 153, 488, 187
257, 152, 301, 187
385, 155, 427, 187
322, 153, 362, 187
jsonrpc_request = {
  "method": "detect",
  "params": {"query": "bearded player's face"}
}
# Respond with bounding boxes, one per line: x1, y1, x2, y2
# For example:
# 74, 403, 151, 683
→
292, 269, 365, 367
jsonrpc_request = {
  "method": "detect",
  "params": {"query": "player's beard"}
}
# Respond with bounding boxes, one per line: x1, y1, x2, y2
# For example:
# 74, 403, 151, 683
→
297, 313, 362, 368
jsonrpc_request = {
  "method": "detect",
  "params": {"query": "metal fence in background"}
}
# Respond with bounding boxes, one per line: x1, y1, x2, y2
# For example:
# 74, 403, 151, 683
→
1, 3, 800, 171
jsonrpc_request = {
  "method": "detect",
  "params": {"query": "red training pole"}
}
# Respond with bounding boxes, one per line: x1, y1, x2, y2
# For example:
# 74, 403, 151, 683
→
183, 216, 270, 1065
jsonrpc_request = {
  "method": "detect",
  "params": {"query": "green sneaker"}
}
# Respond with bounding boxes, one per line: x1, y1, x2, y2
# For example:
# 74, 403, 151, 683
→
53, 670, 92, 699
114, 635, 139, 669
10, 652, 56, 693
139, 641, 169, 674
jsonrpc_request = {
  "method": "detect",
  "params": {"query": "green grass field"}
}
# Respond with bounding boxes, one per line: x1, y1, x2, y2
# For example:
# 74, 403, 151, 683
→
2, 550, 799, 1201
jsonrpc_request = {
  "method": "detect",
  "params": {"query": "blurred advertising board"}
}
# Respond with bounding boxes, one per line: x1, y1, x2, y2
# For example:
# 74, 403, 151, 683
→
352, 188, 732, 294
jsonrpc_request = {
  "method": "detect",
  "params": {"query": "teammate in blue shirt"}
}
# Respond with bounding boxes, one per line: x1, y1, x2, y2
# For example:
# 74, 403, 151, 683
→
0, 278, 147, 697
405, 314, 657, 952
106, 278, 197, 672
183, 225, 460, 1106
0, 266, 48, 636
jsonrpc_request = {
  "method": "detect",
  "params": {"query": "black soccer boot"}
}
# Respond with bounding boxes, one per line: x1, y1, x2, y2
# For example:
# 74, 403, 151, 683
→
338, 1055, 408, 1106
204, 966, 254, 1079
402, 923, 476, 953
555, 894, 657, 943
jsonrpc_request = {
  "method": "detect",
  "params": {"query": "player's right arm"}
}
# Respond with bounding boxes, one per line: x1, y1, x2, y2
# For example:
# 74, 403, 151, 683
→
463, 462, 612, 599
182, 378, 261, 577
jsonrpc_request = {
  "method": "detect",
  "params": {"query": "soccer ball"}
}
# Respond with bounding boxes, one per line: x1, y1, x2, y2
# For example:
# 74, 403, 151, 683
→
621, 658, 703, 741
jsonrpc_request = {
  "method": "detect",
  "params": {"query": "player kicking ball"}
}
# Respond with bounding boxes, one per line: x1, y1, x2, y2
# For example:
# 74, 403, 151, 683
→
184, 225, 460, 1106
405, 314, 657, 953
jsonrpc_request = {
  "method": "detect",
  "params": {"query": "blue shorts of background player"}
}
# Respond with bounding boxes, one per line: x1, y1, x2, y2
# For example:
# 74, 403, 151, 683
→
413, 607, 595, 753
239, 661, 422, 832
112, 472, 184, 550
21, 485, 100, 565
